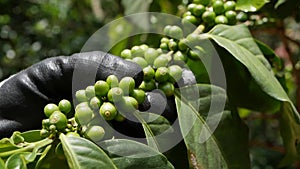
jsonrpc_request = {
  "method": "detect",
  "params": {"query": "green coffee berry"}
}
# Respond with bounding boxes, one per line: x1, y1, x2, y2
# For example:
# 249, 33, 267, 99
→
75, 102, 89, 111
106, 75, 119, 88
173, 51, 188, 63
202, 11, 216, 24
178, 39, 188, 52
85, 125, 105, 142
85, 86, 96, 100
99, 102, 117, 120
224, 1, 236, 11
75, 106, 94, 125
225, 10, 237, 24
192, 4, 205, 17
132, 57, 148, 68
121, 96, 139, 112
44, 103, 59, 118
114, 113, 126, 122
163, 25, 172, 35
89, 96, 102, 109
153, 56, 169, 68
187, 3, 197, 12
183, 11, 192, 17
119, 77, 135, 95
188, 50, 200, 60
215, 15, 228, 24
40, 129, 50, 138
139, 79, 157, 91
143, 66, 155, 81
158, 82, 175, 97
160, 42, 169, 51
121, 49, 132, 59
140, 44, 149, 52
168, 40, 178, 51
95, 80, 109, 97
75, 90, 88, 102
42, 119, 50, 129
131, 46, 144, 58
107, 87, 124, 102
58, 99, 72, 114
168, 65, 183, 82
155, 67, 170, 83
144, 48, 159, 65
131, 89, 146, 104
160, 37, 170, 44
49, 111, 68, 131
213, 0, 225, 15
49, 125, 56, 133
182, 15, 198, 25
168, 26, 183, 40
236, 12, 248, 22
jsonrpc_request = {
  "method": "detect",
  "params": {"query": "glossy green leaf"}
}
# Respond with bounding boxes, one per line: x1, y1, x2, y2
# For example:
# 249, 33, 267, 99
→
207, 24, 300, 165
175, 84, 251, 169
0, 138, 19, 153
20, 130, 42, 143
59, 133, 117, 169
275, 0, 286, 8
99, 139, 174, 169
5, 153, 27, 169
236, 0, 269, 12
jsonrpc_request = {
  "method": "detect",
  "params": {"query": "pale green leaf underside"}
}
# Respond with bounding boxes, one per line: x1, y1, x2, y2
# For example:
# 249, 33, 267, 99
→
236, 0, 270, 12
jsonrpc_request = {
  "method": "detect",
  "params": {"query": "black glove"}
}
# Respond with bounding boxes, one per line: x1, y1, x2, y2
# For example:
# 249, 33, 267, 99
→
0, 51, 143, 138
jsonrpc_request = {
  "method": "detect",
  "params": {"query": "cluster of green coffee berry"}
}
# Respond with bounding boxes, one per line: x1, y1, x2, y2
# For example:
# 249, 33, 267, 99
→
182, 0, 249, 31
120, 35, 185, 97
40, 99, 80, 139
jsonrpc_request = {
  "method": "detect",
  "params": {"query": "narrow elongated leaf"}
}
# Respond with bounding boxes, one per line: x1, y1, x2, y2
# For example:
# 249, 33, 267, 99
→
175, 84, 251, 169
175, 87, 227, 169
207, 24, 300, 165
100, 139, 174, 169
236, 0, 269, 12
59, 134, 117, 169
0, 138, 19, 153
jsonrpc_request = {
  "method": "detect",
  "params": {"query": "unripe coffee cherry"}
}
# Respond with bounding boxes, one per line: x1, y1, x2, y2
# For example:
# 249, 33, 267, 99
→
100, 102, 118, 120
58, 99, 72, 114
193, 4, 206, 17
168, 26, 183, 40
182, 15, 199, 25
85, 86, 96, 100
160, 43, 169, 51
155, 67, 170, 83
131, 89, 146, 104
75, 90, 88, 103
158, 82, 175, 97
75, 106, 94, 125
120, 96, 139, 113
131, 46, 144, 58
44, 103, 59, 118
89, 96, 102, 109
132, 57, 148, 68
173, 51, 188, 63
95, 80, 109, 97
139, 79, 157, 91
85, 125, 105, 142
107, 87, 124, 102
119, 77, 135, 95
144, 48, 159, 65
168, 65, 183, 82
202, 11, 216, 24
213, 0, 225, 15
106, 75, 119, 88
121, 49, 132, 59
153, 56, 169, 68
49, 111, 68, 131
215, 15, 228, 24
224, 1, 236, 11
168, 40, 178, 51
143, 66, 155, 81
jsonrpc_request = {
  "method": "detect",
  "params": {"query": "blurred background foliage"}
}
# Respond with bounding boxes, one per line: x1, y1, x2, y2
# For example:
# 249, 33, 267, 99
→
1, 0, 300, 168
